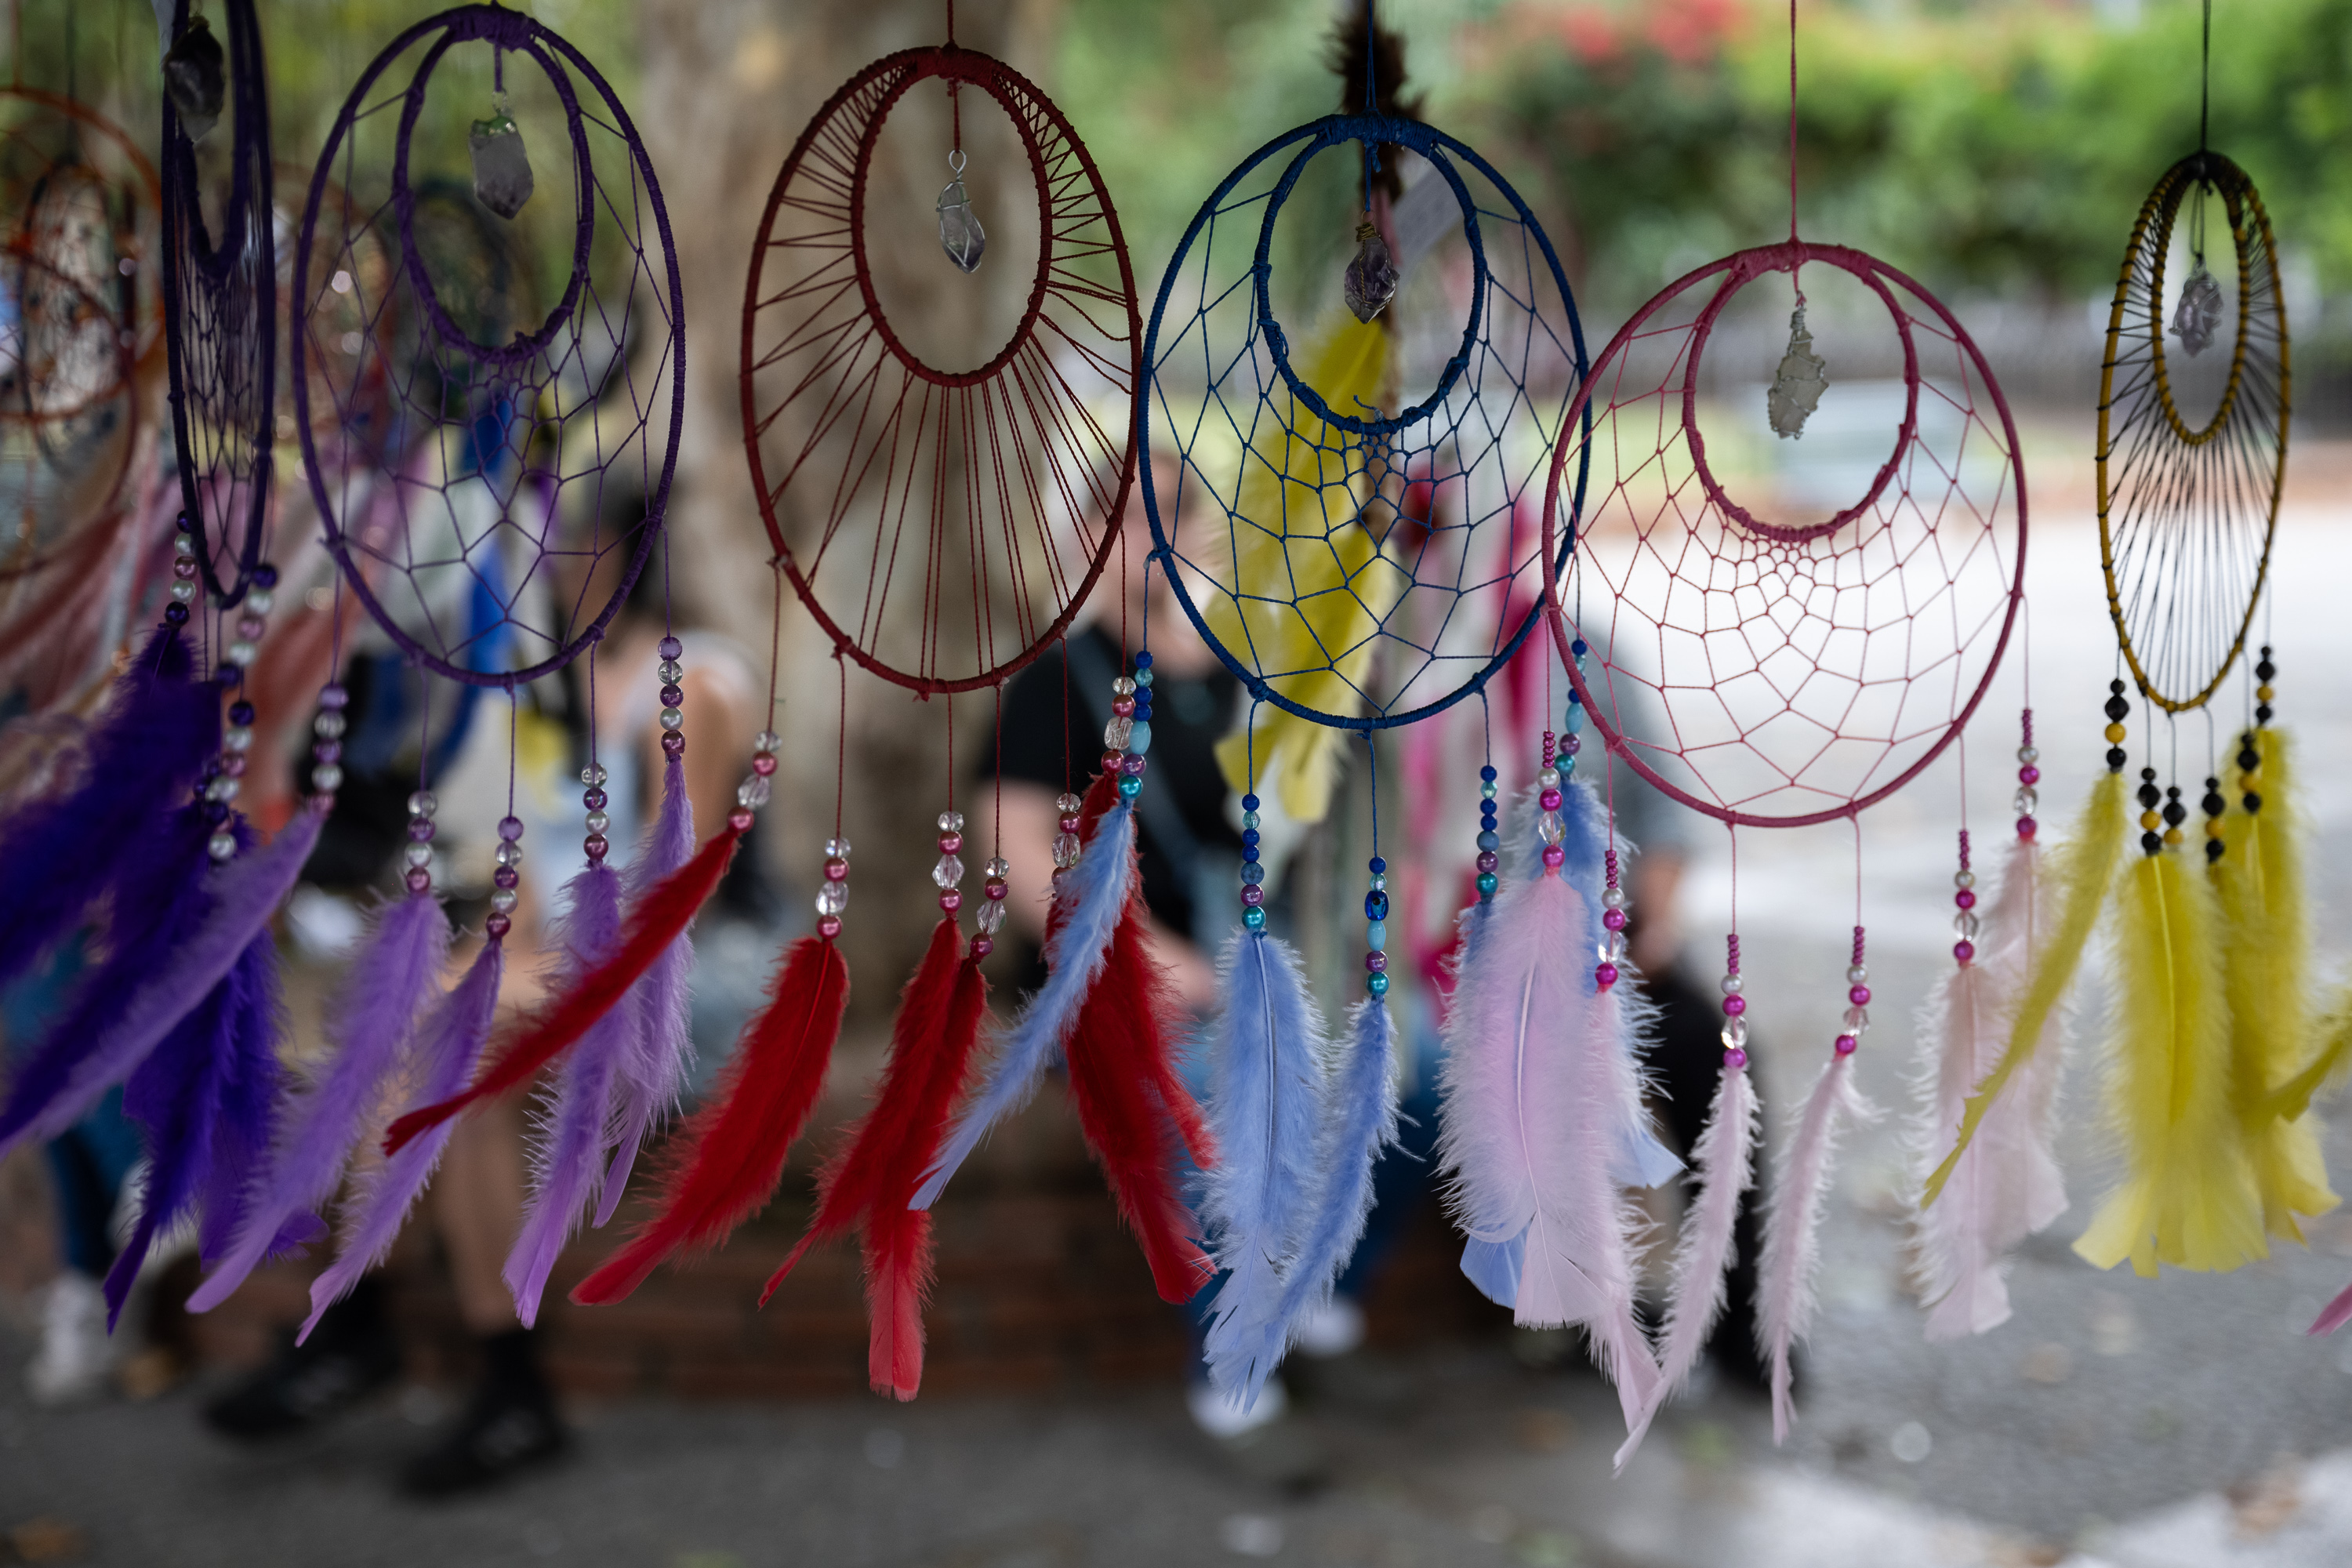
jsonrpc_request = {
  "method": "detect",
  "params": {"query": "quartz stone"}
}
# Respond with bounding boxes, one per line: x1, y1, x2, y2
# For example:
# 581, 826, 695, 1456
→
1344, 222, 1398, 324
470, 112, 535, 220
938, 154, 985, 274
1766, 303, 1828, 439
2172, 262, 2223, 357
164, 18, 225, 143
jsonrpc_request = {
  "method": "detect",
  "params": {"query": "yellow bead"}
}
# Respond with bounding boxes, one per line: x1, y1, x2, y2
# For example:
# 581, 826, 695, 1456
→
2206, 816, 2227, 837
2164, 826, 2184, 846
2258, 684, 2275, 702
2104, 721, 2128, 743
2241, 768, 2261, 789
2140, 809, 2161, 832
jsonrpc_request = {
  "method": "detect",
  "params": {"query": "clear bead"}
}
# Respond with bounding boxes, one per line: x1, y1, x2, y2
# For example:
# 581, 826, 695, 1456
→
1103, 715, 1133, 751
1055, 793, 1083, 815
659, 659, 684, 684
1241, 811, 1260, 830
1112, 676, 1137, 696
582, 764, 608, 787
490, 889, 518, 915
824, 837, 851, 858
1719, 972, 1743, 995
469, 111, 535, 220
495, 841, 524, 868
1603, 931, 1628, 964
2013, 787, 2038, 815
223, 726, 253, 753
208, 831, 237, 862
403, 843, 434, 869
314, 711, 347, 739
1719, 1016, 1748, 1050
756, 730, 782, 753
1602, 886, 1628, 910
1954, 910, 1981, 940
659, 707, 684, 731
975, 898, 1007, 935
931, 855, 965, 889
737, 775, 771, 808
1846, 964, 1868, 985
408, 789, 438, 817
227, 640, 257, 666
1369, 874, 1386, 892
585, 811, 611, 835
815, 880, 850, 916
1536, 812, 1566, 846
937, 158, 986, 273
1842, 1005, 1871, 1033
1343, 221, 1399, 323
310, 763, 343, 792
984, 857, 1011, 880
1479, 780, 1498, 800
937, 811, 966, 834
1052, 832, 1083, 869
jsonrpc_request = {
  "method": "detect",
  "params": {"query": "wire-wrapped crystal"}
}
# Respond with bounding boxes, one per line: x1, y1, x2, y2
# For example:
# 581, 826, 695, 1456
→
470, 104, 535, 220
1767, 303, 1828, 439
1343, 221, 1398, 324
2172, 261, 2223, 356
938, 150, 985, 274
164, 16, 226, 142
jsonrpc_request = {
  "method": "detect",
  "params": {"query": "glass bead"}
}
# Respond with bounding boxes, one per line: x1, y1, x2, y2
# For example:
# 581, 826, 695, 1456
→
1602, 886, 1628, 910
1368, 874, 1385, 893
1953, 910, 1980, 940
237, 615, 267, 641
1536, 812, 1566, 846
1343, 221, 1398, 323
1044, 831, 1079, 868
314, 711, 347, 739
1604, 931, 1628, 964
659, 659, 684, 684
318, 684, 348, 710
223, 726, 253, 753
246, 590, 274, 616
933, 855, 965, 889
659, 684, 686, 710
1102, 715, 1133, 751
753, 731, 782, 755
1127, 720, 1153, 757
976, 898, 1007, 935
499, 816, 524, 841
659, 706, 684, 731
169, 580, 198, 605
1720, 1016, 1748, 1050
403, 843, 434, 869
1241, 811, 1260, 830
816, 880, 850, 916
494, 866, 518, 890
582, 764, 608, 787
1134, 668, 1154, 686
395, 789, 434, 819
1122, 753, 1146, 778
227, 640, 257, 666
228, 701, 256, 726
738, 776, 771, 809
208, 831, 237, 862
825, 837, 851, 858
657, 636, 682, 660
984, 857, 1010, 880
585, 811, 611, 835
1055, 793, 1083, 815
1112, 676, 1137, 697
311, 763, 343, 792
490, 889, 518, 915
1243, 905, 1268, 931
495, 841, 524, 868
1842, 1005, 1871, 1033
936, 810, 966, 834
1363, 889, 1389, 921
1479, 781, 1497, 800
1954, 869, 1975, 890
408, 818, 436, 843
2013, 787, 2038, 816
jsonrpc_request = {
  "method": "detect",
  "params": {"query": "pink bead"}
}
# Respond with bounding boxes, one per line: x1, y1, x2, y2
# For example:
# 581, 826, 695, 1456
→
817, 915, 842, 939
729, 808, 755, 833
405, 867, 432, 895
1595, 962, 1619, 989
2019, 765, 2041, 786
173, 558, 198, 580
485, 913, 512, 939
1955, 889, 1976, 909
1953, 939, 1976, 964
238, 615, 267, 641
985, 880, 1008, 901
753, 753, 777, 776
824, 858, 849, 881
2016, 815, 2038, 838
1541, 844, 1566, 869
1724, 1048, 1748, 1070
1722, 994, 1745, 1017
584, 833, 609, 860
1602, 908, 1627, 931
222, 753, 248, 777
1539, 789, 1563, 811
1835, 1034, 1858, 1056
1849, 985, 1871, 1006
969, 936, 993, 959
662, 731, 685, 757
938, 889, 963, 913
1058, 815, 1081, 833
1100, 750, 1123, 773
939, 833, 963, 855
1112, 695, 1135, 717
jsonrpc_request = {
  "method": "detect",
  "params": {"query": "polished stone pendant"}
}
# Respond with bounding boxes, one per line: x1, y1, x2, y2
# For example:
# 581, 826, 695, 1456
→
2172, 260, 2223, 357
1344, 221, 1398, 324
1766, 303, 1828, 439
938, 151, 985, 274
163, 16, 226, 143
469, 109, 534, 220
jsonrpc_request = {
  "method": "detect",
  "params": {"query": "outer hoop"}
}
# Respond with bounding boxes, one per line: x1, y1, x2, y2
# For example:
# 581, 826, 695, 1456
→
1141, 112, 1591, 734
1542, 241, 2027, 829
2096, 151, 2286, 714
742, 44, 1139, 696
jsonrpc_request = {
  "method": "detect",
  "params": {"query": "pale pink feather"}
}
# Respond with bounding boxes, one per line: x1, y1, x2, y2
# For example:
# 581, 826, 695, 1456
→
1757, 1050, 1873, 1443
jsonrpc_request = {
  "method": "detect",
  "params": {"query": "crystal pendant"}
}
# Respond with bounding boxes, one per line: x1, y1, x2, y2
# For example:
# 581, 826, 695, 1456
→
1766, 303, 1828, 439
815, 880, 849, 916
938, 151, 985, 274
470, 106, 535, 220
1051, 831, 1083, 869
932, 854, 966, 889
1343, 222, 1398, 324
2172, 261, 2224, 356
164, 17, 226, 143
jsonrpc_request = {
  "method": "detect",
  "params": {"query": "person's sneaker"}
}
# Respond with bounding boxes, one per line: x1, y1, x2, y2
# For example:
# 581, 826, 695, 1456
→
398, 1382, 566, 1498
202, 1296, 401, 1439
27, 1272, 114, 1406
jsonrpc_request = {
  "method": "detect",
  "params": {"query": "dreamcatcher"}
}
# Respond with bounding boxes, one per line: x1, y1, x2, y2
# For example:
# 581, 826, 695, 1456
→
377, 9, 1158, 1406
165, 5, 687, 1340
1540, 5, 2026, 1459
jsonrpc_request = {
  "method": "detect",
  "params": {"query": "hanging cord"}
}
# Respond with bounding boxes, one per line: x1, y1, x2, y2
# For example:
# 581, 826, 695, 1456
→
764, 560, 783, 739
2198, 0, 2212, 154
834, 654, 848, 840
1362, 0, 1381, 210
1787, 0, 1799, 244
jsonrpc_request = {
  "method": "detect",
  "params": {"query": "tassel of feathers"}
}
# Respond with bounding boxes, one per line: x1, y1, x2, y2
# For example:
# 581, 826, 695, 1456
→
595, 754, 699, 1223
1758, 1045, 1873, 1443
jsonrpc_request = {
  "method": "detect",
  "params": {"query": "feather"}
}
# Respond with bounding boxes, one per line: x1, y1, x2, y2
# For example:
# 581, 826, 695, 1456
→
1615, 1061, 1755, 1472
761, 919, 970, 1301
6, 806, 322, 1153
1436, 855, 1660, 1428
187, 891, 452, 1312
2314, 1278, 2352, 1337
1209, 318, 1401, 823
1198, 929, 1333, 1404
383, 822, 744, 1154
2216, 729, 2337, 1240
596, 756, 699, 1223
916, 797, 1136, 1210
1559, 779, 1682, 1188
1757, 1050, 1872, 1443
0, 627, 216, 993
569, 935, 849, 1306
2272, 985, 2352, 1126
1911, 837, 2068, 1341
1926, 774, 2125, 1202
2073, 850, 2266, 1276
103, 934, 284, 1327
1062, 887, 1215, 1303
506, 865, 630, 1327
303, 936, 506, 1339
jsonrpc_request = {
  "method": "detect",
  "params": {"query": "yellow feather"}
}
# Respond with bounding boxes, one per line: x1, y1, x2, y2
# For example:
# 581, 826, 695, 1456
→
1923, 771, 2125, 1207
2271, 987, 2352, 1123
2216, 728, 2338, 1240
2074, 850, 2267, 1276
1208, 318, 1400, 822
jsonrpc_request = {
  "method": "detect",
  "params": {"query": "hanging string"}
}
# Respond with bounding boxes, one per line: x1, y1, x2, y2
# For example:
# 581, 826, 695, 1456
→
993, 686, 1004, 863
1362, 0, 1381, 209
945, 690, 956, 812
2198, 0, 2212, 154
1365, 731, 1379, 862
764, 560, 783, 737
1787, 0, 1800, 244
834, 654, 848, 840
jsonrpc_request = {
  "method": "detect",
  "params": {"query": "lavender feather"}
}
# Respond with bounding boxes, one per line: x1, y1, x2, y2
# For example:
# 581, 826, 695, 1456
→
595, 756, 697, 1225
914, 803, 1137, 1210
1758, 1051, 1875, 1442
187, 891, 452, 1313
0, 628, 216, 993
25, 807, 321, 1149
1559, 778, 1682, 1189
303, 937, 506, 1340
1200, 927, 1330, 1406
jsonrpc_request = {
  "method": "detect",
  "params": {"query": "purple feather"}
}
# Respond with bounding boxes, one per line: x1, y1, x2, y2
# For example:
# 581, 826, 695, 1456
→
506, 862, 627, 1325
0, 628, 217, 994
593, 756, 698, 1225
187, 891, 452, 1313
103, 933, 283, 1328
8, 805, 322, 1153
303, 935, 506, 1341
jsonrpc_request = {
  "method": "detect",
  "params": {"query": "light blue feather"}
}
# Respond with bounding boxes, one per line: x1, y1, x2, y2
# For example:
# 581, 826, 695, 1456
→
913, 803, 1136, 1210
1200, 927, 1328, 1405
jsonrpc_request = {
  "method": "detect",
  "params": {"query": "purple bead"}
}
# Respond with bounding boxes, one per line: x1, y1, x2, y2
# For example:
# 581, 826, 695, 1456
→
1723, 994, 1746, 1017
2019, 765, 2041, 786
221, 753, 248, 778
1122, 753, 1145, 776
494, 866, 519, 889
1835, 1034, 1858, 1056
408, 818, 436, 842
1475, 851, 1499, 874
204, 800, 230, 824
498, 815, 524, 841
1366, 950, 1388, 973
319, 684, 349, 710
2016, 815, 2038, 838
253, 564, 277, 590
1953, 939, 1976, 964
237, 614, 267, 641
311, 740, 341, 764
1849, 985, 1871, 1006
658, 636, 682, 660
164, 602, 189, 626
1724, 1047, 1748, 1070
1111, 695, 1135, 717
1563, 734, 1581, 755
1595, 962, 1619, 989
1240, 884, 1265, 907
1539, 789, 1563, 811
1602, 908, 1628, 931
662, 731, 685, 757
584, 833, 610, 860
1955, 888, 1976, 909
659, 683, 684, 708
173, 558, 198, 581
229, 701, 256, 725
584, 788, 608, 810
1541, 844, 1566, 869
405, 867, 432, 895
485, 913, 512, 939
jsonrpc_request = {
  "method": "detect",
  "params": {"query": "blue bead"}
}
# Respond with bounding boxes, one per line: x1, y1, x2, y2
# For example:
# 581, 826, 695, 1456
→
1479, 764, 1497, 782
1564, 708, 1584, 735
1566, 687, 1582, 706
1127, 720, 1153, 756
1133, 651, 1152, 669
1476, 872, 1498, 897
1479, 804, 1498, 822
1133, 697, 1153, 719
1240, 860, 1264, 886
1240, 828, 1260, 848
1367, 855, 1386, 874
1363, 889, 1389, 921
1476, 830, 1500, 851
1366, 920, 1386, 951
1242, 905, 1267, 931
1116, 775, 1142, 800
1366, 971, 1390, 996
1571, 638, 1588, 658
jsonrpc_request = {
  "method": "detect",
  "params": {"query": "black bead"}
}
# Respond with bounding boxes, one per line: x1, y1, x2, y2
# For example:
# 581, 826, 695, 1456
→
2103, 695, 2131, 721
2201, 792, 2226, 817
2162, 802, 2187, 828
2141, 831, 2165, 855
2110, 678, 2127, 695
2238, 748, 2262, 772
163, 602, 190, 626
2205, 839, 2227, 864
2140, 767, 2157, 782
2106, 747, 2128, 771
2256, 704, 2274, 724
2244, 791, 2263, 813
2137, 783, 2161, 808
2256, 659, 2276, 681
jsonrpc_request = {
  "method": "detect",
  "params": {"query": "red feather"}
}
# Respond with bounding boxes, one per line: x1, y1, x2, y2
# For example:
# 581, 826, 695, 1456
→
569, 932, 849, 1306
1063, 882, 1214, 1304
386, 823, 742, 1154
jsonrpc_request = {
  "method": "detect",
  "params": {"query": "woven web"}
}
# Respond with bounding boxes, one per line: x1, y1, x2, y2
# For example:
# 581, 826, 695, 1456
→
743, 47, 1135, 695
2098, 153, 2284, 715
292, 9, 684, 688
1543, 243, 2023, 828
163, 0, 273, 607
0, 88, 152, 581
1142, 116, 1584, 731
